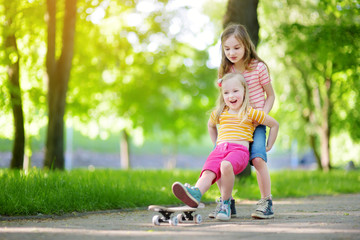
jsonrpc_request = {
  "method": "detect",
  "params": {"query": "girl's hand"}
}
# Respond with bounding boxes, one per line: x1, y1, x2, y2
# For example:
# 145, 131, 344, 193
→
262, 115, 279, 152
253, 121, 259, 128
266, 144, 273, 152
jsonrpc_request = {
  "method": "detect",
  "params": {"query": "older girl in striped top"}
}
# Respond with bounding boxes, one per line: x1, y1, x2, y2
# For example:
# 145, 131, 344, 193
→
215, 24, 276, 219
171, 73, 278, 221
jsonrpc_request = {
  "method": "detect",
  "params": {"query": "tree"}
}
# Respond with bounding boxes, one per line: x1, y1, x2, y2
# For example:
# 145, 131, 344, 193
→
223, 0, 259, 46
1, 0, 48, 170
65, 1, 217, 169
0, 0, 218, 170
44, 0, 77, 169
280, 24, 359, 171
261, 0, 360, 170
3, 1, 25, 169
223, 0, 260, 176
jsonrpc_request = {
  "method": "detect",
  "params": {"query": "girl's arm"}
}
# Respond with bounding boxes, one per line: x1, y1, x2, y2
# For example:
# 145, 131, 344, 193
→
208, 119, 218, 145
262, 114, 279, 152
262, 82, 275, 114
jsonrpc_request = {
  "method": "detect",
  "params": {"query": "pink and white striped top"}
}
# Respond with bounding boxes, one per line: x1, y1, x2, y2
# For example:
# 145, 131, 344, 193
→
231, 60, 271, 110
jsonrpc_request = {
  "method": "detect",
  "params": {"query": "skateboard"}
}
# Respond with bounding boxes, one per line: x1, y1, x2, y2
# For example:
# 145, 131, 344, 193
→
148, 204, 203, 226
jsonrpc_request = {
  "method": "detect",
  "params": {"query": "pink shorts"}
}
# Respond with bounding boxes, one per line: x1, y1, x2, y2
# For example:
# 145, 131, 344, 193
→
200, 142, 249, 184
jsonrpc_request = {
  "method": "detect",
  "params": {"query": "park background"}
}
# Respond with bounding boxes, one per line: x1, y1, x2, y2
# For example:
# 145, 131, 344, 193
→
1, 0, 359, 172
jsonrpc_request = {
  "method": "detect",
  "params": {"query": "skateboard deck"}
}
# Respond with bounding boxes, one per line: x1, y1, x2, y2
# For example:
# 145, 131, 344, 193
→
148, 204, 203, 226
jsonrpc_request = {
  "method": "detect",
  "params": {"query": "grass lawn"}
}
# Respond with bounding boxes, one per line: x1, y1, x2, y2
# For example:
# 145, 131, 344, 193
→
0, 168, 359, 216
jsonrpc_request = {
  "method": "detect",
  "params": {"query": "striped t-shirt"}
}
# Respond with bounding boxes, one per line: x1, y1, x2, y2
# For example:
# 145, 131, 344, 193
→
231, 60, 271, 110
209, 107, 266, 143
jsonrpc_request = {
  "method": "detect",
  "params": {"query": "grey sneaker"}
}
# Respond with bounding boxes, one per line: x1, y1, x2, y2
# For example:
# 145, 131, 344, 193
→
208, 197, 222, 218
216, 198, 231, 221
251, 197, 274, 219
209, 198, 236, 218
172, 182, 202, 208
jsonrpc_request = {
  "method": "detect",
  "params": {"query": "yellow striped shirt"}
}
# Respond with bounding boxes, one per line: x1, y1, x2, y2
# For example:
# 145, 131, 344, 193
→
210, 107, 266, 143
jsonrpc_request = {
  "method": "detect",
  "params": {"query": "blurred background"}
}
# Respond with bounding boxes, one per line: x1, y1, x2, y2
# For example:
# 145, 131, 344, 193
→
1, 0, 359, 172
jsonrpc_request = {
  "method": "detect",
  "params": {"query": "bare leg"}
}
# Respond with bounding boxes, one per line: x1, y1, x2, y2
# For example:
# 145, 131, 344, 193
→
219, 161, 235, 200
216, 179, 222, 194
252, 157, 271, 198
195, 170, 216, 195
216, 176, 234, 199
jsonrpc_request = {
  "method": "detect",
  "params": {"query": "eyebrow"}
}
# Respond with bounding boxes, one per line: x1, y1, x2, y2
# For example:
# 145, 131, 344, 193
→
224, 44, 242, 48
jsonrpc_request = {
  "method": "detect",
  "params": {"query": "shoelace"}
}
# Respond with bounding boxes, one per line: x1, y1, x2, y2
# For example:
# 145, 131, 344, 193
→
219, 203, 229, 214
256, 200, 269, 212
184, 183, 199, 192
256, 198, 267, 206
212, 197, 222, 214
256, 194, 272, 206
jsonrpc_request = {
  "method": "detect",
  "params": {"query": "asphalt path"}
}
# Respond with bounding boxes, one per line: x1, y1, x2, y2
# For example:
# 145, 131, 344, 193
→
1, 194, 359, 240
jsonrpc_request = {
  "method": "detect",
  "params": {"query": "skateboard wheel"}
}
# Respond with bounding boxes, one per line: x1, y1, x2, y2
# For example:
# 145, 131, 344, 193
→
194, 214, 202, 224
152, 215, 160, 226
176, 213, 184, 223
169, 216, 178, 226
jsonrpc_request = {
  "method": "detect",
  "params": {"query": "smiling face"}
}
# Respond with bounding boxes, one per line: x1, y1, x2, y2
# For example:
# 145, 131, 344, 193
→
223, 35, 245, 64
221, 76, 245, 114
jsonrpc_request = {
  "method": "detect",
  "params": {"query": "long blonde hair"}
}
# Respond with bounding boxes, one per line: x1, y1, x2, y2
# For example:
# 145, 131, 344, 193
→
214, 73, 251, 124
218, 24, 268, 78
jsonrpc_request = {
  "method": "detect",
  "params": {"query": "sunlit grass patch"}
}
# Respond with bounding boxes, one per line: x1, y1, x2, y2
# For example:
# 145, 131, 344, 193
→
0, 168, 359, 216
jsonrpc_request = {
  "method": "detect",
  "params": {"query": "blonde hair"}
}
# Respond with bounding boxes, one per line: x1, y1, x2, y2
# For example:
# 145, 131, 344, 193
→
218, 24, 268, 78
214, 73, 251, 124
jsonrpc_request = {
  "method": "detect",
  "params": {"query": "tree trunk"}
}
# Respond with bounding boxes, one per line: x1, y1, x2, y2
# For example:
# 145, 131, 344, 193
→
4, 4, 25, 169
318, 77, 332, 171
319, 126, 330, 171
120, 130, 130, 169
44, 0, 77, 169
23, 134, 33, 172
224, 0, 260, 177
223, 0, 259, 46
309, 134, 322, 170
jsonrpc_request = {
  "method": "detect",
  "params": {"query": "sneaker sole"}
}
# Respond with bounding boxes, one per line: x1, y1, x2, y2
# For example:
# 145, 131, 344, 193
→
216, 214, 231, 221
210, 212, 236, 219
209, 206, 236, 219
251, 212, 274, 219
172, 182, 199, 208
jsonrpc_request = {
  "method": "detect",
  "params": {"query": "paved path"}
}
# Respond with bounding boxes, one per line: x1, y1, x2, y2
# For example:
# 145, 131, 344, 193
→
1, 194, 359, 240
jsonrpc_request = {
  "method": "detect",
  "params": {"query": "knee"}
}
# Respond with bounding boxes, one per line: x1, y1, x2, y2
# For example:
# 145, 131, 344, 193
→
202, 170, 216, 179
220, 161, 233, 175
252, 157, 265, 169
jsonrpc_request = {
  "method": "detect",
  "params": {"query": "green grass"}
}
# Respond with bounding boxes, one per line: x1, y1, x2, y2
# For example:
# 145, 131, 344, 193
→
0, 168, 359, 216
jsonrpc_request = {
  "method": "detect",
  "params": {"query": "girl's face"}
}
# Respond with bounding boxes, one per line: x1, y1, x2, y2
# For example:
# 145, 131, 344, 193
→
223, 35, 245, 64
222, 77, 245, 113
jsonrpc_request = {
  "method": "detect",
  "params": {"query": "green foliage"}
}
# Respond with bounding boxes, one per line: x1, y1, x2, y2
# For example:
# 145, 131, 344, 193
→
259, 0, 360, 164
0, 0, 219, 160
0, 168, 359, 216
0, 0, 47, 141
67, 0, 218, 146
277, 22, 359, 134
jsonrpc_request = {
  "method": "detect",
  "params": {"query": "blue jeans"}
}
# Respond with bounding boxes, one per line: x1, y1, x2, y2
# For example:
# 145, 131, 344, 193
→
249, 125, 267, 165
